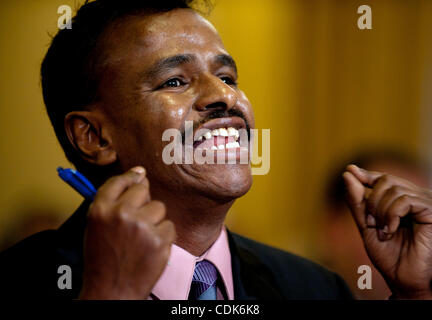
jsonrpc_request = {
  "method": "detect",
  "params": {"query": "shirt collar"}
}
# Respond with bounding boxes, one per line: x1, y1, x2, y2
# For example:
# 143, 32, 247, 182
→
151, 226, 234, 300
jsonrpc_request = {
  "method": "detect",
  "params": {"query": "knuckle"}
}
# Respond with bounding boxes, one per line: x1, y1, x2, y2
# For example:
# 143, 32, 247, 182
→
389, 185, 402, 196
111, 212, 125, 225
88, 203, 105, 220
399, 194, 410, 203
137, 220, 151, 234
111, 204, 134, 224
115, 203, 131, 216
381, 173, 390, 180
150, 234, 164, 250
151, 200, 166, 213
387, 209, 398, 218
381, 174, 393, 184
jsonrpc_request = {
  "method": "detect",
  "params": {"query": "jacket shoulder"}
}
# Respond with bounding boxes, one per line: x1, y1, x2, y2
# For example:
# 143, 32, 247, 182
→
231, 232, 353, 299
0, 230, 58, 261
0, 230, 60, 298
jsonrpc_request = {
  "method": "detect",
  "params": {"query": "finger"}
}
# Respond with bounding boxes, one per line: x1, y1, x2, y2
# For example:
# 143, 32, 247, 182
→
375, 186, 419, 229
95, 167, 146, 202
366, 174, 396, 218
343, 171, 367, 231
346, 164, 383, 187
118, 177, 151, 209
386, 195, 432, 234
134, 200, 167, 225
155, 220, 176, 244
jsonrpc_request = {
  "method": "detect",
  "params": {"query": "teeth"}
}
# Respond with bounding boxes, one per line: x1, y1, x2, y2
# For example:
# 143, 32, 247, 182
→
219, 128, 228, 137
225, 141, 241, 149
199, 141, 241, 151
196, 127, 241, 142
227, 127, 236, 137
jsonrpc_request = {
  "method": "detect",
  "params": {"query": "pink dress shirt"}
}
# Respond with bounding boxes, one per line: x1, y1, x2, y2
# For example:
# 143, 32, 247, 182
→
148, 226, 234, 300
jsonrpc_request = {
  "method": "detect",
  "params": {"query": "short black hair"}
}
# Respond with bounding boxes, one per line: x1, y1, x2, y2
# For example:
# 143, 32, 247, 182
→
41, 0, 209, 175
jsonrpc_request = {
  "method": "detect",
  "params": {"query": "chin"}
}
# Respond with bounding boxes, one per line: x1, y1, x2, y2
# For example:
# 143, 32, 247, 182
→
194, 164, 253, 202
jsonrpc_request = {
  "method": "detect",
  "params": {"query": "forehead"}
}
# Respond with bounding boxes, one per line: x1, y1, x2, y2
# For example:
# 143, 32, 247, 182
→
100, 9, 227, 66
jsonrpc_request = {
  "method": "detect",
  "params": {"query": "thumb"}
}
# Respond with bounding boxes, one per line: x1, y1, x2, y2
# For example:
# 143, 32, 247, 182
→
343, 171, 368, 231
346, 164, 383, 187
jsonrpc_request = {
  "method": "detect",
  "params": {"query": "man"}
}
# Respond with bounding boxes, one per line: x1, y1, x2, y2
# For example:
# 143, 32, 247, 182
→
1, 0, 432, 300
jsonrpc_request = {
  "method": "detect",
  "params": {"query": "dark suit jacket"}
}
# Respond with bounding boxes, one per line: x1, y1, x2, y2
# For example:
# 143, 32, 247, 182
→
0, 201, 353, 299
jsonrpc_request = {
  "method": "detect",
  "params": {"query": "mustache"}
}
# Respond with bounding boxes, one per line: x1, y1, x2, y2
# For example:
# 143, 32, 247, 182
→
181, 109, 251, 143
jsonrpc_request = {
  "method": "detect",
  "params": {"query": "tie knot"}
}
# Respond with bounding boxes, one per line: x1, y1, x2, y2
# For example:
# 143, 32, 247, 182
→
189, 260, 218, 300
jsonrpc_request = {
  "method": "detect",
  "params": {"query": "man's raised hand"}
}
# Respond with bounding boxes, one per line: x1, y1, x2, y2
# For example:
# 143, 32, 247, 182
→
79, 167, 176, 299
343, 164, 432, 299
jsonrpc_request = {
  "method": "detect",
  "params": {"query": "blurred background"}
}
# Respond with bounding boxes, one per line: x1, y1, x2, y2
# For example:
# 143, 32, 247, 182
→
1, 0, 432, 299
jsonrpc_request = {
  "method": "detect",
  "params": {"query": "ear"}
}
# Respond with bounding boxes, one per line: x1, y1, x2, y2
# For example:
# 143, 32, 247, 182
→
64, 111, 117, 166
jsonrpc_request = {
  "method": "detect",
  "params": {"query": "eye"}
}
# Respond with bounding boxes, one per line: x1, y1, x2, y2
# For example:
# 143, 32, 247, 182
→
220, 76, 237, 86
162, 78, 184, 88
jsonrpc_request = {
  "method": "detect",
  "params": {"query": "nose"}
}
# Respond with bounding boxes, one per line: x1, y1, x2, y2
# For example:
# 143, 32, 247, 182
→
193, 74, 238, 112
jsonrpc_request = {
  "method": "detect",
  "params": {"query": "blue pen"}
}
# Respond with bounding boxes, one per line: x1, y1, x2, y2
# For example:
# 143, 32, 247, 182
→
57, 167, 97, 201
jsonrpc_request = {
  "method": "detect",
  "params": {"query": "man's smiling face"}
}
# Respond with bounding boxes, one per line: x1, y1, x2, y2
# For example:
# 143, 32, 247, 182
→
95, 8, 254, 202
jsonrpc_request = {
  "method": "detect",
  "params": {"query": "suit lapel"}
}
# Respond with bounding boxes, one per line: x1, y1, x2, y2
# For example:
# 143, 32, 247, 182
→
227, 230, 284, 300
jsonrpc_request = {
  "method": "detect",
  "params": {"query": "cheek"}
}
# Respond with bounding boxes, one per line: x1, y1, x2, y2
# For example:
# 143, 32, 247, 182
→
238, 90, 255, 128
128, 94, 190, 154
154, 94, 190, 132
166, 105, 187, 123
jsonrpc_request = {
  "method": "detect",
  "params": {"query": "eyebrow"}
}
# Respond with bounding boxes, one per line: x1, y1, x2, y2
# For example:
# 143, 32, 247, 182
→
142, 53, 238, 80
144, 54, 196, 79
214, 54, 237, 74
